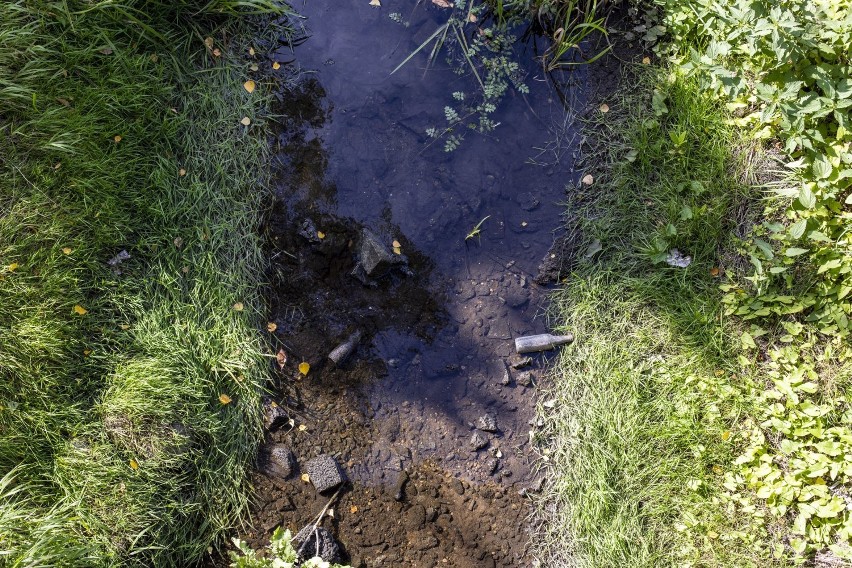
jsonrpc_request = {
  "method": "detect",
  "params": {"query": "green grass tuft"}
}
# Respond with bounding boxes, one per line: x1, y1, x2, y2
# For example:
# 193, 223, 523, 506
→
1, 1, 291, 565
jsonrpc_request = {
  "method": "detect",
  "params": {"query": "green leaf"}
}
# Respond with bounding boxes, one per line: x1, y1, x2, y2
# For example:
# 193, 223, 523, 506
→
812, 154, 833, 179
652, 90, 668, 116
798, 185, 816, 208
789, 218, 807, 239
785, 247, 809, 257
741, 331, 756, 349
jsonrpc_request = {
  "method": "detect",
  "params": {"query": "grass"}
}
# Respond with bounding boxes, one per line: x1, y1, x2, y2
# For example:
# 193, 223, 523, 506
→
532, 67, 780, 566
0, 1, 290, 565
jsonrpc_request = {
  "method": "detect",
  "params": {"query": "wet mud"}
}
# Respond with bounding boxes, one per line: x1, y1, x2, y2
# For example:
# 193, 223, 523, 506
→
217, 2, 628, 567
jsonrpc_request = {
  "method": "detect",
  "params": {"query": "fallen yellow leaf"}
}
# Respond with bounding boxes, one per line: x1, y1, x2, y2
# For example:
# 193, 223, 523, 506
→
233, 302, 244, 311
83, 349, 92, 356
301, 473, 310, 483
276, 348, 288, 368
114, 135, 122, 143
8, 263, 18, 272
272, 62, 281, 70
129, 458, 139, 470
317, 231, 326, 239
712, 465, 723, 474
219, 393, 232, 405
369, 0, 381, 5
204, 37, 214, 50
267, 322, 278, 332
250, 63, 259, 72
600, 103, 610, 113
707, 531, 719, 539
350, 505, 359, 514
642, 56, 651, 65
721, 430, 731, 441
248, 47, 255, 56
243, 80, 256, 94
393, 247, 402, 255
581, 174, 594, 185
62, 247, 72, 255
120, 324, 130, 330
179, 168, 186, 177
298, 424, 307, 432
212, 48, 221, 57
240, 116, 251, 126
73, 304, 87, 315
710, 267, 720, 277
432, 0, 452, 7
468, 13, 478, 22
298, 361, 310, 375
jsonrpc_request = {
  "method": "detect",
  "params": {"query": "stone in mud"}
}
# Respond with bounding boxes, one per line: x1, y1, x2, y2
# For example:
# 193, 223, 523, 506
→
499, 366, 512, 386
263, 444, 296, 479
352, 228, 405, 282
517, 192, 540, 211
516, 371, 535, 387
470, 431, 489, 451
262, 399, 289, 431
476, 413, 498, 433
294, 525, 341, 563
304, 454, 347, 493
510, 356, 533, 369
297, 218, 322, 244
486, 458, 499, 475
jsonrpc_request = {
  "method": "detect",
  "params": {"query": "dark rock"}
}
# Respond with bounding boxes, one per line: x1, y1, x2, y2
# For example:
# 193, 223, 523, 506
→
304, 454, 347, 493
294, 525, 341, 563
409, 531, 438, 551
393, 470, 410, 501
263, 444, 296, 479
404, 504, 427, 530
517, 192, 540, 211
486, 458, 499, 474
352, 228, 405, 281
510, 356, 533, 369
297, 218, 322, 243
262, 399, 289, 431
504, 287, 529, 308
470, 431, 489, 451
499, 366, 512, 386
476, 413, 498, 433
449, 478, 465, 495
516, 371, 535, 387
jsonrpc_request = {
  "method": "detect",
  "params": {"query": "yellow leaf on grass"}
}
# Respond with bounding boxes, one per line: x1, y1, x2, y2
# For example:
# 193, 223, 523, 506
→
250, 63, 259, 72
243, 80, 256, 94
707, 531, 719, 540
83, 349, 92, 356
712, 465, 723, 475
219, 393, 232, 405
212, 48, 222, 57
317, 231, 326, 239
204, 37, 214, 50
120, 324, 130, 330
267, 322, 278, 332
298, 362, 310, 375
301, 473, 310, 483
248, 47, 256, 56
62, 247, 72, 255
642, 56, 651, 65
581, 174, 594, 185
468, 13, 478, 22
240, 116, 251, 126
7, 263, 18, 272
73, 304, 87, 315
599, 103, 610, 113
129, 459, 139, 470
721, 431, 731, 441
114, 135, 122, 143
233, 302, 244, 311
179, 168, 186, 177
272, 62, 281, 70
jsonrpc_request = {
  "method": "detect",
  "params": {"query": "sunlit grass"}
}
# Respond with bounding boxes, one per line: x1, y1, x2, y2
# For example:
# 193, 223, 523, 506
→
532, 67, 777, 567
0, 1, 290, 565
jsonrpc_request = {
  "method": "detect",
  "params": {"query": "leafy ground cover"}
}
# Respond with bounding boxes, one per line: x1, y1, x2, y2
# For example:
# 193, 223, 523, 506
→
0, 1, 290, 565
534, 1, 852, 566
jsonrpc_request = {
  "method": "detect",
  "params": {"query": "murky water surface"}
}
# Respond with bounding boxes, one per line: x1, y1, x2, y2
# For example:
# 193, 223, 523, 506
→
256, 3, 589, 564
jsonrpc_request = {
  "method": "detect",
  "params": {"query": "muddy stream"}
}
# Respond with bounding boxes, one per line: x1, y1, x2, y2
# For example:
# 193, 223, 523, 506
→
229, 2, 610, 566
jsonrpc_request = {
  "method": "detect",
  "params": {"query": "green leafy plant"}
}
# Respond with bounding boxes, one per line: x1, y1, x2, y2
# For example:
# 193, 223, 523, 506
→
229, 528, 351, 568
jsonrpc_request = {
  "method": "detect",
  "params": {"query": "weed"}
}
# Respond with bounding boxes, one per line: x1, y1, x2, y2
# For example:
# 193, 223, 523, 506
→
465, 215, 491, 241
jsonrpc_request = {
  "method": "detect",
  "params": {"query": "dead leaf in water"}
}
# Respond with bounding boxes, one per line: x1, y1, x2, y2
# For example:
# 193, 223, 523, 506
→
392, 239, 402, 254
219, 393, 232, 405
276, 348, 288, 368
243, 80, 256, 94
431, 0, 453, 7
581, 174, 594, 185
298, 362, 310, 376
369, 0, 381, 6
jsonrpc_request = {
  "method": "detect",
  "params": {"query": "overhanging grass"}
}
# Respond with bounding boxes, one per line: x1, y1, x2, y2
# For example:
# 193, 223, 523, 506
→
0, 1, 290, 565
533, 67, 778, 567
